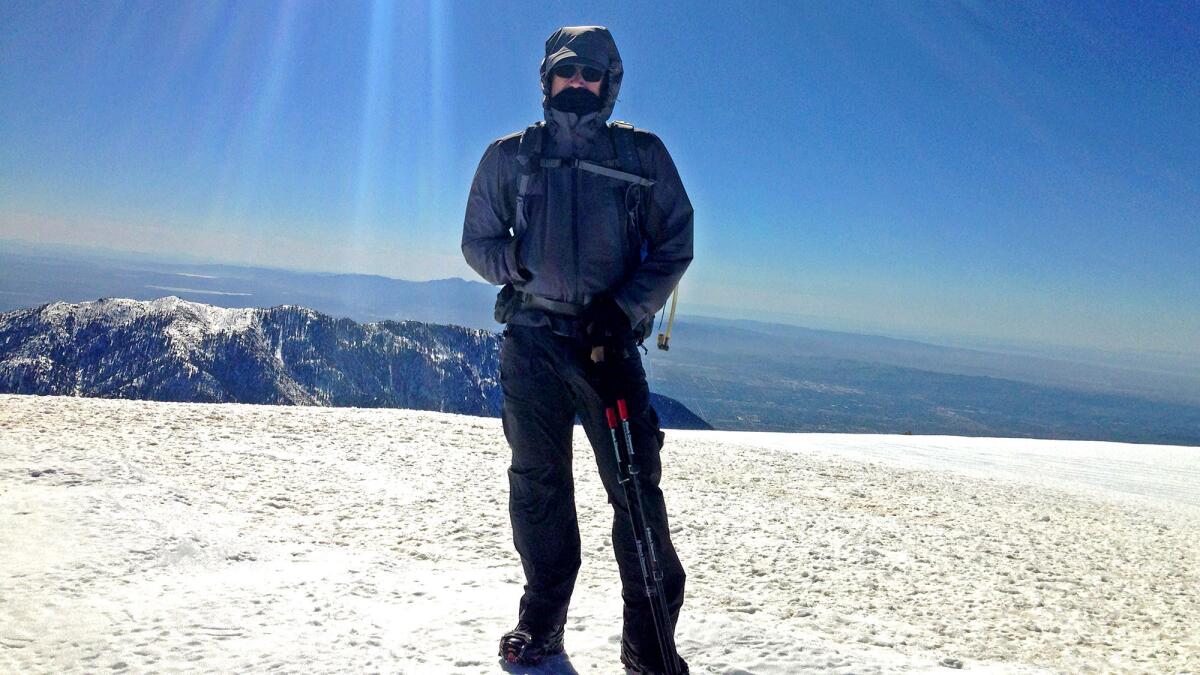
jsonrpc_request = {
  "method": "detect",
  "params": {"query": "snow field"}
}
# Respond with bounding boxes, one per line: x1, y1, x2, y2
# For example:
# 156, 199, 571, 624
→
1, 393, 1197, 673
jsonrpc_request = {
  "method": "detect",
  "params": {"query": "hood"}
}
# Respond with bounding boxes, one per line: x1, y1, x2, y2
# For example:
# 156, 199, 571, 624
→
540, 26, 623, 126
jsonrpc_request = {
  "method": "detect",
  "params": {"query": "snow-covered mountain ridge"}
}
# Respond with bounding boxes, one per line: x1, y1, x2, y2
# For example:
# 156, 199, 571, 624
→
0, 297, 709, 428
38, 295, 258, 336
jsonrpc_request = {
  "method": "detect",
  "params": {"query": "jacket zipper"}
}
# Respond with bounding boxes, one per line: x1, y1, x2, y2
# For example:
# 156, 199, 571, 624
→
571, 166, 579, 303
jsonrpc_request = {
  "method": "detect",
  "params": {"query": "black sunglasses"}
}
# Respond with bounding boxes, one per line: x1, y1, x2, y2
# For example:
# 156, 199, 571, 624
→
551, 64, 604, 82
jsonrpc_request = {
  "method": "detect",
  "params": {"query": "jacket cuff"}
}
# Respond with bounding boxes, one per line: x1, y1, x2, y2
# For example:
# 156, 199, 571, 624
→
612, 295, 640, 329
505, 239, 532, 284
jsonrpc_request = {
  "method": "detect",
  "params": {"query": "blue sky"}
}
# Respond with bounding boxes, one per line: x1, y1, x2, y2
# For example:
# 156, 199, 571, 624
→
1, 1, 1197, 354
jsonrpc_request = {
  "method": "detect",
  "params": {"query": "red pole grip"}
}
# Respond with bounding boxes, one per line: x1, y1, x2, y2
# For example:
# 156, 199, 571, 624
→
617, 399, 629, 420
606, 408, 618, 429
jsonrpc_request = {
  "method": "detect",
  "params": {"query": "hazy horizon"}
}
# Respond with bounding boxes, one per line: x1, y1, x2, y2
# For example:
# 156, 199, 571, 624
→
5, 237, 1200, 370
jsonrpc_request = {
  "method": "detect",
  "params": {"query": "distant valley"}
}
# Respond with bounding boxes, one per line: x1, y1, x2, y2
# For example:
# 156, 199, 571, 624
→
3, 243, 1197, 445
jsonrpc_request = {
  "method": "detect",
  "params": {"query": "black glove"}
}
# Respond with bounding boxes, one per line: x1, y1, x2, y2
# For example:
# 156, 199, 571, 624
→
581, 294, 631, 351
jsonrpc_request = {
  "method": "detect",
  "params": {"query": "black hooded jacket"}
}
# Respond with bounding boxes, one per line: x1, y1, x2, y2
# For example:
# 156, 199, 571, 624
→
461, 26, 694, 334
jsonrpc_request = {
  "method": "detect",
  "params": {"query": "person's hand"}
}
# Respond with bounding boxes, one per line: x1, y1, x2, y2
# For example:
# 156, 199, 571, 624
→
581, 294, 630, 355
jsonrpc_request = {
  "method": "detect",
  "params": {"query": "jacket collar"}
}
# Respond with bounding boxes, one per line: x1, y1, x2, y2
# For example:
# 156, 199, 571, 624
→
544, 107, 605, 158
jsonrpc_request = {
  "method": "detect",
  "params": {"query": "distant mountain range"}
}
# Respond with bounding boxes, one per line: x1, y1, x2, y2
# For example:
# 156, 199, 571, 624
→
0, 297, 711, 430
3, 244, 1197, 445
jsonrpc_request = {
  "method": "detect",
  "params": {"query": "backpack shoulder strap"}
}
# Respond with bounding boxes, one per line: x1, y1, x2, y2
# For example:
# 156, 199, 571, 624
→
516, 122, 544, 172
608, 120, 642, 176
514, 123, 544, 234
516, 122, 545, 186
609, 121, 662, 345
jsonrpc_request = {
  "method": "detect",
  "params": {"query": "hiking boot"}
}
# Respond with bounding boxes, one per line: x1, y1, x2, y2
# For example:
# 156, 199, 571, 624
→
499, 623, 565, 665
620, 639, 689, 674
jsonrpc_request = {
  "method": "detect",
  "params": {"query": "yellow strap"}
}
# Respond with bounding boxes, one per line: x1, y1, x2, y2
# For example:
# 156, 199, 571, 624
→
656, 286, 680, 350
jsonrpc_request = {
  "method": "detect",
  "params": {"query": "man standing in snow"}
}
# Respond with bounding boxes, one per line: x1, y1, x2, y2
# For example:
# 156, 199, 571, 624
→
461, 26, 693, 674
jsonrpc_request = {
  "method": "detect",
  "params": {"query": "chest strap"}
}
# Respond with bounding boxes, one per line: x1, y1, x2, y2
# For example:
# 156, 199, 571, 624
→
539, 158, 655, 187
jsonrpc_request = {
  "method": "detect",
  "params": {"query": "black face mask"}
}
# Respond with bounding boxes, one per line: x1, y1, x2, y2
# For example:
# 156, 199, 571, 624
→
549, 86, 602, 114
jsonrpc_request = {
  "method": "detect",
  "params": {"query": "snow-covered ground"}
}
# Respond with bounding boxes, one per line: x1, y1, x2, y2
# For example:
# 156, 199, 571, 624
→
1, 393, 1197, 673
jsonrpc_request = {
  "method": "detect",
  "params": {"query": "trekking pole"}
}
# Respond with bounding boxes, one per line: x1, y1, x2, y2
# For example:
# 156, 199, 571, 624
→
603, 388, 681, 675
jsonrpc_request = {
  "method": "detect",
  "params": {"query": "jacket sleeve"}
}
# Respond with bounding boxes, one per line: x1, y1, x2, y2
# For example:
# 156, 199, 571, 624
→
461, 139, 529, 286
613, 134, 694, 328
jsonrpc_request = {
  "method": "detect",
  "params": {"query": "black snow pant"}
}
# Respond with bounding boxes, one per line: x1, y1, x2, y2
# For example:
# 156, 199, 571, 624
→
500, 323, 686, 661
